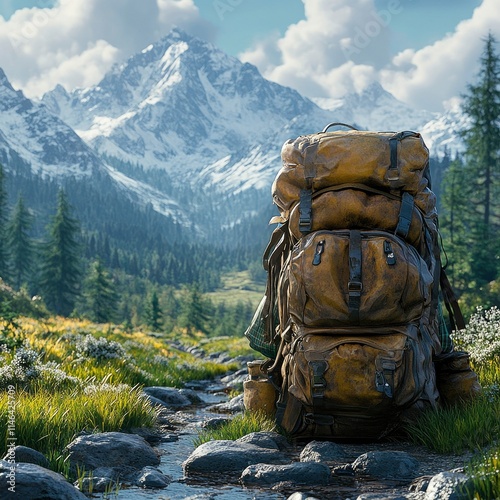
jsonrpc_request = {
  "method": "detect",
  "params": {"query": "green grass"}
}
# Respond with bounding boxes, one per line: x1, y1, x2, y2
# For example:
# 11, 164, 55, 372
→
407, 394, 500, 454
407, 358, 500, 455
207, 270, 265, 307
193, 411, 278, 447
199, 335, 256, 359
461, 446, 500, 499
0, 382, 156, 474
0, 316, 240, 480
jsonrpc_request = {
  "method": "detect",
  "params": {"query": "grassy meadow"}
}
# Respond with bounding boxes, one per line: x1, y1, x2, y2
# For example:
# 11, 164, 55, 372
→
0, 316, 252, 476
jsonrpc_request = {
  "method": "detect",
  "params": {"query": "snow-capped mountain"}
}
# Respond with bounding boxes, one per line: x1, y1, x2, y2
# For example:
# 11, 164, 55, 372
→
1, 27, 468, 248
0, 68, 102, 179
42, 28, 334, 195
0, 67, 191, 227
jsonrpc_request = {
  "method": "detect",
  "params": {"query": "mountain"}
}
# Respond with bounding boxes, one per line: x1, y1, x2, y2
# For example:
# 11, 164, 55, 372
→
42, 28, 334, 196
3, 28, 468, 256
0, 67, 193, 256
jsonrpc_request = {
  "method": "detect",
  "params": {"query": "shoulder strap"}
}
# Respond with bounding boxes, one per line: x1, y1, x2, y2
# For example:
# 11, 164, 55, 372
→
440, 267, 466, 331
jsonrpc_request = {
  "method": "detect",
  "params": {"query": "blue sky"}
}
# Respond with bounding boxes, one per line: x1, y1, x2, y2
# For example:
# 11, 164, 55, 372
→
0, 0, 482, 58
0, 0, 496, 111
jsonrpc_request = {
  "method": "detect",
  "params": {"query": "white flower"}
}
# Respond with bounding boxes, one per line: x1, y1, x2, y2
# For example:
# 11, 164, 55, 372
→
451, 306, 500, 364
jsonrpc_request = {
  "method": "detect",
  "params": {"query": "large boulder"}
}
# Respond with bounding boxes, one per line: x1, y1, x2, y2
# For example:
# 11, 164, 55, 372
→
183, 440, 289, 476
236, 432, 290, 451
0, 460, 86, 499
300, 441, 347, 463
64, 432, 160, 474
352, 451, 420, 481
241, 461, 331, 487
2, 446, 49, 468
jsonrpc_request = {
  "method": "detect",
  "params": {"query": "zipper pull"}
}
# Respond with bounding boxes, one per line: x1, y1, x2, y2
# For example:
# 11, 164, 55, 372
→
312, 240, 325, 266
384, 241, 396, 265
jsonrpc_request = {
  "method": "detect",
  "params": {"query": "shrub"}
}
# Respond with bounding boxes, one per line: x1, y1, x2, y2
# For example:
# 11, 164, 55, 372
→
75, 334, 127, 361
452, 306, 500, 364
0, 346, 80, 391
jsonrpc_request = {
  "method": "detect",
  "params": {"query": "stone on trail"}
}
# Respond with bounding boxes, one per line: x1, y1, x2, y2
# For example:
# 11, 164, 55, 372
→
0, 460, 86, 499
182, 440, 288, 476
208, 393, 245, 413
240, 461, 331, 487
236, 431, 290, 451
142, 386, 193, 407
352, 450, 420, 481
424, 471, 470, 500
64, 431, 160, 473
299, 440, 347, 463
2, 445, 49, 468
134, 466, 171, 489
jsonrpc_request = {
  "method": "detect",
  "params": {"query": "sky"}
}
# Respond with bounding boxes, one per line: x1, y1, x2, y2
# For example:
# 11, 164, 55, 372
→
0, 0, 497, 112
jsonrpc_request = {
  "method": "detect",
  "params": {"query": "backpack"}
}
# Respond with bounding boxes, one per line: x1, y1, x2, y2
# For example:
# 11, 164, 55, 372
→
247, 123, 477, 440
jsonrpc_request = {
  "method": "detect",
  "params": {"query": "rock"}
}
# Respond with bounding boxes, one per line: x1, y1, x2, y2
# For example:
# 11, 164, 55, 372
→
241, 461, 331, 487
221, 368, 248, 386
178, 388, 203, 404
183, 440, 289, 476
201, 417, 230, 430
0, 460, 86, 499
209, 393, 245, 413
332, 464, 355, 476
300, 440, 347, 463
425, 471, 470, 500
143, 394, 171, 407
352, 451, 420, 481
2, 446, 49, 468
128, 427, 164, 445
287, 494, 321, 500
142, 387, 192, 407
64, 432, 160, 473
183, 380, 208, 391
237, 432, 289, 451
77, 475, 115, 493
135, 466, 171, 489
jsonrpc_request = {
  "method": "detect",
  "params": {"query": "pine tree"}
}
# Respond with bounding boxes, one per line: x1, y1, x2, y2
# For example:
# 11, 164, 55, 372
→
7, 195, 34, 290
144, 290, 163, 331
0, 165, 10, 281
441, 157, 476, 291
83, 259, 118, 323
178, 284, 211, 335
39, 189, 82, 316
459, 32, 500, 285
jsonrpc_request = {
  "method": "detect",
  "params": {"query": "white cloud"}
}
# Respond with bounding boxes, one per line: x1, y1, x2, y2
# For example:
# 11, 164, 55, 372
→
240, 0, 394, 100
0, 0, 212, 98
240, 0, 500, 112
381, 0, 500, 110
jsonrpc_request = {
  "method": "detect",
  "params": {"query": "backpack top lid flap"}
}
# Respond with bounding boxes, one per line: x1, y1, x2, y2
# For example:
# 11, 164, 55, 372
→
273, 130, 430, 213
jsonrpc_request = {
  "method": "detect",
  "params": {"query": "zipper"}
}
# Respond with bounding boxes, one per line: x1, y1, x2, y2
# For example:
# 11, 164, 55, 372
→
384, 240, 396, 265
312, 240, 325, 266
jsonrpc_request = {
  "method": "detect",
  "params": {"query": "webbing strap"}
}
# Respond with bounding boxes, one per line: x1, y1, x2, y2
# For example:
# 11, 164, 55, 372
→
298, 142, 318, 234
395, 192, 415, 239
309, 360, 328, 408
388, 131, 419, 181
348, 230, 362, 324
440, 267, 466, 331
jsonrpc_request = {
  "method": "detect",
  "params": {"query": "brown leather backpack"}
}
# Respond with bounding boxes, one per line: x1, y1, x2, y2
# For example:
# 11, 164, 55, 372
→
256, 123, 476, 440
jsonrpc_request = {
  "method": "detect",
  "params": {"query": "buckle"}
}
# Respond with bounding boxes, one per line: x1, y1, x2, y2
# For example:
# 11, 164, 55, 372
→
348, 281, 363, 292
